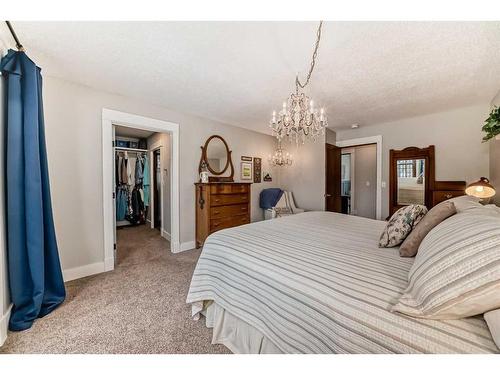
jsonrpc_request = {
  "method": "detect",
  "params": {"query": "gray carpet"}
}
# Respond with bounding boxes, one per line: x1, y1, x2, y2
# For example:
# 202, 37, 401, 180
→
0, 225, 230, 354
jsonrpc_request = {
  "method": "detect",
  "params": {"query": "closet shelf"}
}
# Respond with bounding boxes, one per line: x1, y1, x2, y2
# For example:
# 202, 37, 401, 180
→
115, 146, 148, 152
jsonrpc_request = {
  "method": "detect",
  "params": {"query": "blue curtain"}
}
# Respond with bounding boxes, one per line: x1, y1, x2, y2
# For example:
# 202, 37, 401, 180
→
1, 50, 65, 331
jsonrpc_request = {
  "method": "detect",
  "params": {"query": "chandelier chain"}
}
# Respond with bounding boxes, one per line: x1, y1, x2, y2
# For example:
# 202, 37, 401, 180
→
295, 21, 323, 93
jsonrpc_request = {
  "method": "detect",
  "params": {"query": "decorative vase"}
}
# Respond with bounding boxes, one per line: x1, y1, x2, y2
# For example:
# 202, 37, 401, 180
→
200, 170, 209, 183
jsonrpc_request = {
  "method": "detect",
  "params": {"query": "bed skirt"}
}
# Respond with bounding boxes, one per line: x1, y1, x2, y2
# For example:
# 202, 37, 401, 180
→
203, 302, 282, 354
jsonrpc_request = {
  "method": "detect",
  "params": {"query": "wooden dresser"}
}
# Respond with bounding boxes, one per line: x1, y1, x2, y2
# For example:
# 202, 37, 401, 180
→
431, 181, 466, 206
195, 182, 252, 248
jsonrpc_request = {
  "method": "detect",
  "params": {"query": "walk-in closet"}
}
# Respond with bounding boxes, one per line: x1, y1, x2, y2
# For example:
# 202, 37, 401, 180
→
113, 125, 171, 266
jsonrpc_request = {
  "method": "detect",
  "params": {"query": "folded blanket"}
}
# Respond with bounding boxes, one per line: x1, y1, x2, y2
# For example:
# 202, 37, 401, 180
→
259, 188, 283, 209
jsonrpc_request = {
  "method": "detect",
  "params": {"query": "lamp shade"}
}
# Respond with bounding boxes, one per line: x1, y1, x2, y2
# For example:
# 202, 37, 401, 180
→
465, 177, 496, 199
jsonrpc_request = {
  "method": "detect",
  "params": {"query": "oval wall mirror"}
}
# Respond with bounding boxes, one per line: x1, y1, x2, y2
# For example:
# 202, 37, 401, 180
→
199, 135, 234, 182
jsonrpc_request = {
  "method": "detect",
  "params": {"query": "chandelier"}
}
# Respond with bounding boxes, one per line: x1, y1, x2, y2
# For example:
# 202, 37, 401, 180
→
270, 21, 328, 145
268, 140, 293, 167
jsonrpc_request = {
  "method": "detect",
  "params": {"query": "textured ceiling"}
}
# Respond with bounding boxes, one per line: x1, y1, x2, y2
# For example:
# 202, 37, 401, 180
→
2, 21, 499, 133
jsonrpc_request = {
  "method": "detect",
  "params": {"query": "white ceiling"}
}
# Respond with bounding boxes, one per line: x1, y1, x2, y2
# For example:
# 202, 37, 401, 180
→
2, 21, 500, 133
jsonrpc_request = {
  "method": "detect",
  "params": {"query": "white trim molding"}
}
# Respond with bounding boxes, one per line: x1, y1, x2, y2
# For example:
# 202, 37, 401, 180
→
336, 135, 383, 220
179, 241, 197, 253
63, 262, 106, 282
161, 230, 171, 241
102, 108, 181, 274
0, 304, 11, 347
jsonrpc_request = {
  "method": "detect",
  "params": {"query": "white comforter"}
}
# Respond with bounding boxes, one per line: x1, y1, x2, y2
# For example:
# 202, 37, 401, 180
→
186, 212, 498, 353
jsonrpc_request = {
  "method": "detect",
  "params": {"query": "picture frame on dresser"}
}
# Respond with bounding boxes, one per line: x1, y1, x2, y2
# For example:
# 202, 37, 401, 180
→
241, 162, 253, 180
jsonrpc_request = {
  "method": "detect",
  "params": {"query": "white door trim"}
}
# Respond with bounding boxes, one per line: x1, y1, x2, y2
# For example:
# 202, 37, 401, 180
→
336, 135, 383, 220
149, 145, 167, 238
102, 109, 181, 273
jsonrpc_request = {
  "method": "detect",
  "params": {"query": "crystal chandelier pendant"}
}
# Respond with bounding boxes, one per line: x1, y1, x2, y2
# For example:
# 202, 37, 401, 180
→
269, 21, 328, 145
268, 139, 293, 167
270, 90, 328, 145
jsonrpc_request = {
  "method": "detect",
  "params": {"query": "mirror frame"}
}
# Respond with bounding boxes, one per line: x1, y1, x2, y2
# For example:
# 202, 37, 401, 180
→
389, 145, 435, 215
198, 135, 234, 182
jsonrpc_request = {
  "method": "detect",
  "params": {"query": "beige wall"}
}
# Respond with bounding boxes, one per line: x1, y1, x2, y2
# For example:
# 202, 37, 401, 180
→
280, 135, 326, 211
326, 128, 337, 145
489, 93, 500, 206
336, 104, 491, 219
42, 76, 280, 272
490, 139, 500, 206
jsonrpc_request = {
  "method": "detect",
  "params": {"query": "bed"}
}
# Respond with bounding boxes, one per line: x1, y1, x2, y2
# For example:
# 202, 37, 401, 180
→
186, 211, 498, 353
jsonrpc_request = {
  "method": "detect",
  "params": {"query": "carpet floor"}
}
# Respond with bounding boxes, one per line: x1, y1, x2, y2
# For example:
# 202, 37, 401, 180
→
0, 225, 230, 354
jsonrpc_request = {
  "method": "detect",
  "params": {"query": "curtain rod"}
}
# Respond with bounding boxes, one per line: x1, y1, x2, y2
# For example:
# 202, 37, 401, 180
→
5, 21, 24, 51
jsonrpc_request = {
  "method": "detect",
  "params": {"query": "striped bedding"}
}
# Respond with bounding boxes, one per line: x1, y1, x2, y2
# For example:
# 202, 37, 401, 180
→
186, 211, 498, 353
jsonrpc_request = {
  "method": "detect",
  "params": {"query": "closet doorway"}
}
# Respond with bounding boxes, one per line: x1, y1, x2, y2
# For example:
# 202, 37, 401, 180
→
113, 126, 171, 267
102, 109, 180, 274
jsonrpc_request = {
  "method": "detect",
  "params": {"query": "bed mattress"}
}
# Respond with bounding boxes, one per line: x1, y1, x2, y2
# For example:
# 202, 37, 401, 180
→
186, 211, 498, 353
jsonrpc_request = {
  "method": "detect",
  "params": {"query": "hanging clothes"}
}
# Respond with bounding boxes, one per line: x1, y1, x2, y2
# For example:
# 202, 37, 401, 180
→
120, 155, 128, 184
115, 153, 120, 185
127, 152, 135, 186
143, 154, 150, 206
135, 155, 144, 185
115, 186, 128, 221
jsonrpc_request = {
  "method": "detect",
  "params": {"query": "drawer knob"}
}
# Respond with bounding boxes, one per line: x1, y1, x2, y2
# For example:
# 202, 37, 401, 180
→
241, 207, 246, 211
445, 194, 453, 199
214, 211, 220, 214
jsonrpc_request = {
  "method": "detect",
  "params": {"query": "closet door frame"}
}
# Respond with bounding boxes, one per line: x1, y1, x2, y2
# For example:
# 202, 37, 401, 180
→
149, 145, 164, 235
102, 109, 180, 274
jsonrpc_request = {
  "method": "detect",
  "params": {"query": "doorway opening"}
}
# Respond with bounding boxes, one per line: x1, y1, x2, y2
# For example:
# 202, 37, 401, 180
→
325, 136, 382, 220
113, 125, 171, 267
102, 109, 180, 274
339, 144, 376, 219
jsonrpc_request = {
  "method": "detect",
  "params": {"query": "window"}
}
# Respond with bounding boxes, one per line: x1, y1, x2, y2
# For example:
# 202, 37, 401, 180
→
397, 159, 416, 178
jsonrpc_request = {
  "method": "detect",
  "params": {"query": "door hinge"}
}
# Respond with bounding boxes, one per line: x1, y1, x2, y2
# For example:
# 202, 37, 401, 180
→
112, 192, 115, 199
112, 140, 115, 147
113, 243, 116, 250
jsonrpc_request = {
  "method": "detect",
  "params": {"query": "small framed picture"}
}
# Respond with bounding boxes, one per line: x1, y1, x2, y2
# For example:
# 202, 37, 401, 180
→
253, 157, 262, 183
241, 156, 253, 162
240, 162, 253, 180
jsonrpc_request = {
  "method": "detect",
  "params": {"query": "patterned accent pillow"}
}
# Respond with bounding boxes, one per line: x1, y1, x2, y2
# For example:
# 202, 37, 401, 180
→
379, 204, 428, 248
392, 212, 500, 319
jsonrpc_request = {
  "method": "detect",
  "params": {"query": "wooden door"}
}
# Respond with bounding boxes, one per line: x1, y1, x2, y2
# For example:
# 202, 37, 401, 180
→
325, 144, 342, 212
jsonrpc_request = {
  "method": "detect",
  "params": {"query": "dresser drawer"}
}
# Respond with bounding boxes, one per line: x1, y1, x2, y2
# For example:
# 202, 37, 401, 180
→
210, 184, 249, 194
211, 204, 249, 219
210, 215, 250, 232
432, 190, 464, 205
211, 194, 249, 206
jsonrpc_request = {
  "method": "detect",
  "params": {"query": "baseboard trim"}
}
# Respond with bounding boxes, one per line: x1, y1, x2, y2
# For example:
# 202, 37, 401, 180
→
161, 229, 171, 241
63, 262, 106, 282
179, 241, 196, 252
0, 304, 12, 347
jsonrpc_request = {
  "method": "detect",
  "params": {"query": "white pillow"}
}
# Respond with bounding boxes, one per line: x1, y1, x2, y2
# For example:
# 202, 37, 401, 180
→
484, 309, 500, 350
392, 211, 500, 319
447, 195, 482, 212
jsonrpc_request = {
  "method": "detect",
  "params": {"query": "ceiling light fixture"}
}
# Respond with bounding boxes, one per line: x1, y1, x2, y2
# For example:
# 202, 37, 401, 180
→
270, 21, 328, 145
269, 139, 293, 167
